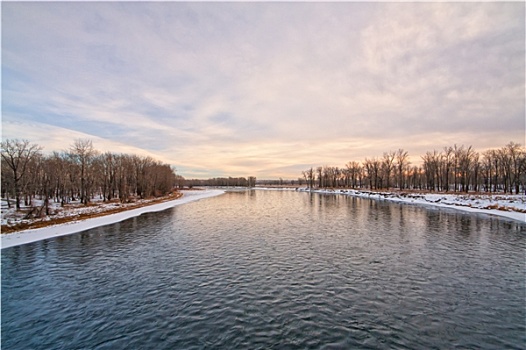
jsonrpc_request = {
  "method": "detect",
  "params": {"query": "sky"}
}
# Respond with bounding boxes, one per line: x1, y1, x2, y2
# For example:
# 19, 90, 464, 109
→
2, 2, 525, 179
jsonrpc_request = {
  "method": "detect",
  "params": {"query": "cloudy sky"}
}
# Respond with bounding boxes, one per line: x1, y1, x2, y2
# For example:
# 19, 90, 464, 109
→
2, 2, 524, 179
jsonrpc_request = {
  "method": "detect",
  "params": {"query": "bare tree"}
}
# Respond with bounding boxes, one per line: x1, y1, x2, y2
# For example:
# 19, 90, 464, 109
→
458, 146, 475, 192
364, 158, 381, 190
442, 147, 454, 192
422, 150, 442, 191
316, 167, 323, 188
345, 161, 362, 189
69, 139, 97, 205
303, 167, 314, 189
506, 141, 524, 194
452, 145, 464, 192
47, 151, 69, 205
395, 149, 410, 190
382, 151, 396, 190
1, 139, 42, 210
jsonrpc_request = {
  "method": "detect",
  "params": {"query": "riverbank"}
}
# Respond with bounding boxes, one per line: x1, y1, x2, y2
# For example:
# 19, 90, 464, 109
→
294, 187, 526, 223
1, 192, 187, 234
1, 189, 225, 249
2, 187, 523, 249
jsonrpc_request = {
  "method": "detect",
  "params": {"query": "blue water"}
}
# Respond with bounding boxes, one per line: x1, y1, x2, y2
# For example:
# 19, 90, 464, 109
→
2, 190, 525, 349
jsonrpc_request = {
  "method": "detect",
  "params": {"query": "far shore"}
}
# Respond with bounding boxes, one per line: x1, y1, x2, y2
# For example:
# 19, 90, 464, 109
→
257, 186, 526, 223
216, 185, 525, 223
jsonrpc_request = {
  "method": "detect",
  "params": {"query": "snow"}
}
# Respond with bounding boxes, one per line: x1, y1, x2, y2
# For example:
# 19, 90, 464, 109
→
296, 188, 526, 223
2, 187, 524, 249
1, 189, 225, 249
253, 186, 298, 191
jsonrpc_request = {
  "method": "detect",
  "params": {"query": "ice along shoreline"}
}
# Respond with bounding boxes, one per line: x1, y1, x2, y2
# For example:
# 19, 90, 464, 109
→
255, 186, 525, 223
294, 187, 526, 223
1, 189, 225, 249
2, 187, 524, 249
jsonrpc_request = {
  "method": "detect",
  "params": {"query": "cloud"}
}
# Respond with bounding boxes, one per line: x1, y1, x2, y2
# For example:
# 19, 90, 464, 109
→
2, 119, 169, 161
2, 2, 524, 178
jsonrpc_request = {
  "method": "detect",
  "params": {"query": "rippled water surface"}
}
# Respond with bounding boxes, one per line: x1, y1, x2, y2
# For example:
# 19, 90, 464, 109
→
2, 190, 525, 349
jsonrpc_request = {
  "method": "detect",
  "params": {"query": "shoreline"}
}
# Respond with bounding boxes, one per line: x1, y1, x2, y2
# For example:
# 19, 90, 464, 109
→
294, 188, 526, 223
2, 187, 523, 249
254, 187, 525, 223
1, 189, 225, 249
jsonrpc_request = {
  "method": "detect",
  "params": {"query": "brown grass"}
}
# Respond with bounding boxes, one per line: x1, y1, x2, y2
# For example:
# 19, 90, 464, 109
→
1, 192, 183, 234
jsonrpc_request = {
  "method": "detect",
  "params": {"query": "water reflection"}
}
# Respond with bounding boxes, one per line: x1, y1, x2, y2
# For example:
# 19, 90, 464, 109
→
2, 190, 525, 350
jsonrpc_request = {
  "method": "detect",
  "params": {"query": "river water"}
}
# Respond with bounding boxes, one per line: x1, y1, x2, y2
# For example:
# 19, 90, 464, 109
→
2, 190, 525, 349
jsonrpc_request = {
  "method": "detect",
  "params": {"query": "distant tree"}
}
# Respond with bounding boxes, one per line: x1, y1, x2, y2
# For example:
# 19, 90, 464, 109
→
301, 141, 526, 193
382, 151, 396, 190
452, 145, 464, 192
458, 146, 475, 192
116, 154, 133, 202
364, 158, 381, 190
175, 174, 185, 189
333, 167, 341, 188
1, 139, 42, 210
316, 167, 323, 188
1, 138, 182, 213
308, 168, 314, 189
471, 152, 481, 192
302, 168, 314, 189
442, 147, 453, 192
322, 166, 330, 188
1, 157, 14, 206
69, 139, 97, 205
422, 150, 440, 191
301, 171, 308, 186
395, 149, 410, 190
38, 153, 56, 215
48, 151, 70, 205
345, 161, 361, 189
505, 141, 524, 194
100, 152, 117, 200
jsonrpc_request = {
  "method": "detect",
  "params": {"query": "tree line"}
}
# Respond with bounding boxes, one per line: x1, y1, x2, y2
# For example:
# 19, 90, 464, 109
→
301, 142, 526, 194
1, 139, 183, 212
184, 176, 256, 188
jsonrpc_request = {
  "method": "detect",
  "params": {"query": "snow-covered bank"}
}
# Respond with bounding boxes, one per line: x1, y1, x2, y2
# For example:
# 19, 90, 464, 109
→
296, 188, 526, 223
1, 190, 225, 249
254, 186, 297, 191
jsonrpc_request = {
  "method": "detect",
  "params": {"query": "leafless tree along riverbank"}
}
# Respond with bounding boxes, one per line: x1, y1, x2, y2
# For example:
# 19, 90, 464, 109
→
1, 139, 183, 214
301, 142, 525, 194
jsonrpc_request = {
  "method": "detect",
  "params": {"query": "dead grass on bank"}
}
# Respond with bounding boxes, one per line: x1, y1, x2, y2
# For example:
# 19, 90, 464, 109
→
1, 192, 183, 234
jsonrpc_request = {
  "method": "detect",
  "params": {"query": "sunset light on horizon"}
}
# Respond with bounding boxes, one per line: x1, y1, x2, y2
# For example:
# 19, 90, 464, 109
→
2, 2, 524, 179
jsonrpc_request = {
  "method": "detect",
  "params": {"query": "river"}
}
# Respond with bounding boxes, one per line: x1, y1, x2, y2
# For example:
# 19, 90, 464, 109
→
2, 190, 525, 349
